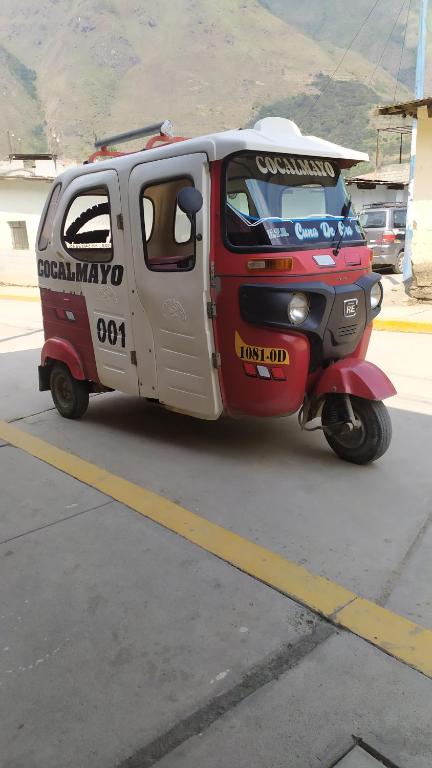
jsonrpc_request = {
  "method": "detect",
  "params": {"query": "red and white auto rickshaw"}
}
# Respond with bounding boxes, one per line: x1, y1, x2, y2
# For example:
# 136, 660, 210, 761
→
36, 117, 395, 464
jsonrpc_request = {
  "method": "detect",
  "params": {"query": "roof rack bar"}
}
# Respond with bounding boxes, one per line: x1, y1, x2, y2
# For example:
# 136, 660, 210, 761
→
95, 120, 173, 149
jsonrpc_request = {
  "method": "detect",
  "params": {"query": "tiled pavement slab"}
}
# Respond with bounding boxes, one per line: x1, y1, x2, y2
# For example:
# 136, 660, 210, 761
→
336, 748, 387, 767
155, 632, 432, 768
0, 483, 321, 768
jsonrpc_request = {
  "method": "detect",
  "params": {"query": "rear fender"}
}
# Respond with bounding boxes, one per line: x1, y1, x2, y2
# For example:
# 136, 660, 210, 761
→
313, 358, 396, 401
41, 337, 86, 381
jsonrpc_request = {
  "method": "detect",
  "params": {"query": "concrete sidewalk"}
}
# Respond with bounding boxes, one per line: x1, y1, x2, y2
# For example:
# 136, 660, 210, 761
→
377, 275, 432, 331
376, 301, 432, 332
1, 293, 431, 767
0, 285, 40, 302
2, 432, 432, 768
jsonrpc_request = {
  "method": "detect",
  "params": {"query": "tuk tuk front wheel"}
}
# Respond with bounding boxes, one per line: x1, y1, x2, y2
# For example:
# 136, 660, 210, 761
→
322, 394, 392, 465
50, 363, 89, 419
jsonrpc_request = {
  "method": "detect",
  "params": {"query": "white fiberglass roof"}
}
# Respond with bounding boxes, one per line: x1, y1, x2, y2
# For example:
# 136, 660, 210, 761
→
59, 117, 369, 185
200, 117, 369, 164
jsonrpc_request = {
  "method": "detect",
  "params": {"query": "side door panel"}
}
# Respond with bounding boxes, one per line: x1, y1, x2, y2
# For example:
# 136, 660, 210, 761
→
47, 169, 139, 395
129, 154, 222, 419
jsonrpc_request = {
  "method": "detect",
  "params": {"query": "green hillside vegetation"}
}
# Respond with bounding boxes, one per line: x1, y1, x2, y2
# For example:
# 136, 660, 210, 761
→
0, 0, 415, 159
250, 75, 410, 172
258, 0, 419, 91
0, 45, 46, 155
0, 45, 38, 101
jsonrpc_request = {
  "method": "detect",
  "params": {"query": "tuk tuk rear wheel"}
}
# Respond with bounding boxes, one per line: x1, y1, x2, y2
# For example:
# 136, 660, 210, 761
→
50, 363, 89, 419
322, 395, 391, 465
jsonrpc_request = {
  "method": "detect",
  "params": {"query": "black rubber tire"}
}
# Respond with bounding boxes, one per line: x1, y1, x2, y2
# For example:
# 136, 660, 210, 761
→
393, 251, 404, 274
50, 363, 89, 419
322, 395, 392, 465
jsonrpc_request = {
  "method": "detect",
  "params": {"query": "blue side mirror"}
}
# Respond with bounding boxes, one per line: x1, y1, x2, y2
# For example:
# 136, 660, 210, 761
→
177, 187, 203, 216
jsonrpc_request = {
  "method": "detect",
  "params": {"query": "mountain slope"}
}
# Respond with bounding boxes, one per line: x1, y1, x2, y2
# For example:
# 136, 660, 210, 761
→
259, 0, 420, 91
0, 45, 45, 153
0, 0, 414, 159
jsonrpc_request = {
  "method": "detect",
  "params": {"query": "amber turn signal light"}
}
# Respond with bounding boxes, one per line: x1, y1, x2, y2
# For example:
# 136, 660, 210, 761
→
247, 257, 293, 271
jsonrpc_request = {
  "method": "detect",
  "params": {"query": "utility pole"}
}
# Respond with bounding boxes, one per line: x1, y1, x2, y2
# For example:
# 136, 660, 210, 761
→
404, 0, 429, 288
6, 130, 14, 155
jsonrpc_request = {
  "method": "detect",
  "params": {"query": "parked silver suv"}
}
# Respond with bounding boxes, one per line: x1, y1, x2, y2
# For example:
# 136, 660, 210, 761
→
359, 203, 406, 274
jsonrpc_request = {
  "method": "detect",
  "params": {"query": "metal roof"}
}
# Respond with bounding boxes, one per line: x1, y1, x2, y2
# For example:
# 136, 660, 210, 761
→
376, 97, 432, 118
9, 153, 57, 160
347, 162, 409, 187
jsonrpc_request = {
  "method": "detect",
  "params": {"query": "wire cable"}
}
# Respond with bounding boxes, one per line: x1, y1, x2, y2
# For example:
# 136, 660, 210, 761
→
367, 0, 408, 87
299, 0, 383, 125
393, 0, 412, 101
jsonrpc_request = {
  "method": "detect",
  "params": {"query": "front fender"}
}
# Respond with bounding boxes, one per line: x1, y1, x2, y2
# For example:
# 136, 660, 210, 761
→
313, 358, 396, 401
41, 337, 86, 380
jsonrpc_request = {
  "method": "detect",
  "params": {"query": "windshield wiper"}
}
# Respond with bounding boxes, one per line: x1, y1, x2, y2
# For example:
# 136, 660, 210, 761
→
332, 195, 352, 256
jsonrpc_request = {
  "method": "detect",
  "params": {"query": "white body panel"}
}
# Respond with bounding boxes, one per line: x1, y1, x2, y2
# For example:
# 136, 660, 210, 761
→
39, 169, 139, 395
128, 153, 222, 420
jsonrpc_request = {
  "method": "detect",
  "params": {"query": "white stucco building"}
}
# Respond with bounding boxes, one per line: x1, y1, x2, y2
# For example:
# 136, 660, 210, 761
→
378, 97, 432, 300
346, 163, 409, 213
0, 154, 76, 286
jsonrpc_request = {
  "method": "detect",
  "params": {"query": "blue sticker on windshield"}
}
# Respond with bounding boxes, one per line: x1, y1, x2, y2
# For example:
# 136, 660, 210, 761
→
227, 206, 363, 246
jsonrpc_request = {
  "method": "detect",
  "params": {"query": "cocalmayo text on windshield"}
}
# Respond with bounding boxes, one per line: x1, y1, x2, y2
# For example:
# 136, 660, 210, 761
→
255, 155, 336, 179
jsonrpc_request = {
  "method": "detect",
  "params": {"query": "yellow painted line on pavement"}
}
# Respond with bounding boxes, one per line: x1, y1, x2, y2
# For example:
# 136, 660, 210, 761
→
374, 319, 432, 334
0, 293, 40, 303
334, 599, 432, 674
1, 417, 432, 678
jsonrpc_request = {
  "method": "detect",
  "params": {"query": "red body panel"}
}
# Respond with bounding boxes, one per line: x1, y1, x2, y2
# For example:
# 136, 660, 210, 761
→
40, 288, 99, 382
41, 337, 86, 380
209, 162, 384, 417
312, 359, 396, 401
216, 275, 310, 417
351, 323, 372, 361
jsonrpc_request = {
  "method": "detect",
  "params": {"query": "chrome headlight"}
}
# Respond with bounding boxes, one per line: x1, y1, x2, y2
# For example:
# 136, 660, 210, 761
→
370, 281, 383, 309
287, 292, 309, 325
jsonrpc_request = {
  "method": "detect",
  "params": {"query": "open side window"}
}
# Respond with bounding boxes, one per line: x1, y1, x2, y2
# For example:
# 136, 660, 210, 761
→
140, 177, 195, 272
39, 183, 62, 251
62, 185, 113, 263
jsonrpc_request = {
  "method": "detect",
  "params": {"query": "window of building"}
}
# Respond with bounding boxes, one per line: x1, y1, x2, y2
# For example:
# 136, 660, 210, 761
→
62, 186, 112, 262
38, 183, 62, 250
8, 221, 29, 250
141, 177, 196, 271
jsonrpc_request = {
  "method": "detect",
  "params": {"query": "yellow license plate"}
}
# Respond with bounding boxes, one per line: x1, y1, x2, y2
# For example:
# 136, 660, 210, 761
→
235, 332, 289, 365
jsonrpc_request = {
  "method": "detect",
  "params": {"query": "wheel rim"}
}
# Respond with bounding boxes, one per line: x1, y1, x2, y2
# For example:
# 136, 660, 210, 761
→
332, 412, 366, 450
55, 374, 73, 408
397, 253, 404, 272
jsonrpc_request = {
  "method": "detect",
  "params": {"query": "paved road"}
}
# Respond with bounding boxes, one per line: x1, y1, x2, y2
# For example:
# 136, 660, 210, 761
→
1, 296, 432, 767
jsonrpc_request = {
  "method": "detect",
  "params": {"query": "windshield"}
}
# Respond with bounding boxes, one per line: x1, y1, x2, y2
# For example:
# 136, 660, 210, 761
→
359, 210, 387, 229
225, 152, 364, 251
